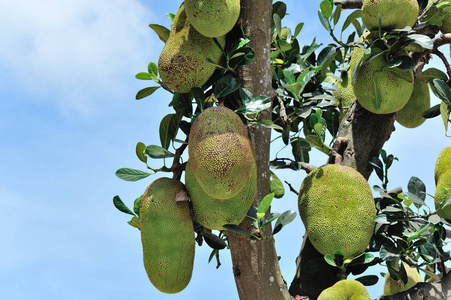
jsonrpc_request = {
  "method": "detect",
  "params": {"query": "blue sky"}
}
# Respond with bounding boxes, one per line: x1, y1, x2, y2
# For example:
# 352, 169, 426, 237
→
1, 0, 450, 299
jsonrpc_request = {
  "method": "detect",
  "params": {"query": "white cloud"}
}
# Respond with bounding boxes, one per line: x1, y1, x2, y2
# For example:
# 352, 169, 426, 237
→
0, 0, 161, 116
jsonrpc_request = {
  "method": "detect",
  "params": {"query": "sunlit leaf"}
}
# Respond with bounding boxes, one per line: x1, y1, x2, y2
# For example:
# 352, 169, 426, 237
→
148, 24, 170, 43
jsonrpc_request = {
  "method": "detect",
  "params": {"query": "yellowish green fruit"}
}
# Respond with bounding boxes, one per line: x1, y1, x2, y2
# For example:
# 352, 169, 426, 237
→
435, 146, 451, 184
318, 280, 371, 300
438, 0, 451, 33
383, 263, 423, 296
298, 164, 376, 259
362, 0, 419, 31
158, 3, 225, 93
185, 0, 240, 38
435, 170, 451, 219
353, 53, 414, 114
396, 77, 430, 128
185, 159, 256, 230
188, 106, 253, 199
140, 178, 194, 294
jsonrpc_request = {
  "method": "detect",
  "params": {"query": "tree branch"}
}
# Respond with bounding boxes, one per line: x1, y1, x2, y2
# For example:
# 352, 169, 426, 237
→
433, 48, 451, 81
333, 0, 362, 9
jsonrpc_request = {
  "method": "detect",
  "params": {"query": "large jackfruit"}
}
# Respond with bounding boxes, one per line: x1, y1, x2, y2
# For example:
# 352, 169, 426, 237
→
318, 280, 371, 300
362, 0, 419, 31
185, 159, 256, 230
353, 53, 414, 114
434, 147, 451, 219
396, 77, 430, 128
140, 178, 194, 294
158, 3, 225, 93
298, 164, 376, 259
188, 106, 253, 199
185, 0, 240, 38
383, 263, 423, 296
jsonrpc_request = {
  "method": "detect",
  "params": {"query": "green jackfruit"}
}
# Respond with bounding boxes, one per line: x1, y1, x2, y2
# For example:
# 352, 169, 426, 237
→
298, 164, 376, 259
188, 106, 253, 199
158, 3, 225, 93
438, 0, 451, 33
353, 53, 414, 114
140, 178, 194, 294
185, 158, 256, 230
318, 280, 371, 300
362, 0, 419, 31
396, 77, 430, 128
185, 0, 240, 38
435, 171, 451, 219
383, 263, 423, 296
435, 146, 451, 184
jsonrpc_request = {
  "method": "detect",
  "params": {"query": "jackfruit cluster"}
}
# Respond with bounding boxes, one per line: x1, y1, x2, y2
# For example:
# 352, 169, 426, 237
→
140, 177, 195, 294
158, 3, 226, 93
362, 0, 419, 31
383, 263, 423, 296
185, 0, 240, 38
396, 75, 430, 128
298, 164, 376, 259
434, 147, 451, 219
186, 106, 256, 229
318, 280, 371, 300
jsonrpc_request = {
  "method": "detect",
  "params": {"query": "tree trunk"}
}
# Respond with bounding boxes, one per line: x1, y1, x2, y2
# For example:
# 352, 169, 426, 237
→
227, 0, 292, 299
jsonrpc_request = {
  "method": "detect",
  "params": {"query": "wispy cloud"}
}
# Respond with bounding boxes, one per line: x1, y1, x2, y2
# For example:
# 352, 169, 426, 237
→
0, 0, 161, 116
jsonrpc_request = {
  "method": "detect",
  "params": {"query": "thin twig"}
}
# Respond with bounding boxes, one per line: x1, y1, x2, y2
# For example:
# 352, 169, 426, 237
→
284, 181, 299, 196
433, 48, 451, 81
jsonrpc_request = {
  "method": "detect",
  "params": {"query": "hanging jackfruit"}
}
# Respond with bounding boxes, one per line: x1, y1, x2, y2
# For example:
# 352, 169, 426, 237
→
383, 263, 423, 296
362, 0, 419, 31
396, 77, 430, 128
318, 280, 371, 300
434, 147, 451, 219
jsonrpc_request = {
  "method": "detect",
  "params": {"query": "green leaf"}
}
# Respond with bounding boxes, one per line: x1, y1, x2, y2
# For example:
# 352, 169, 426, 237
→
283, 69, 296, 84
273, 13, 282, 38
440, 101, 450, 133
431, 78, 451, 106
324, 254, 337, 267
133, 196, 141, 216
214, 76, 241, 98
371, 77, 382, 111
255, 119, 283, 130
269, 171, 285, 198
145, 145, 175, 159
380, 244, 399, 261
159, 113, 182, 150
223, 224, 257, 238
406, 34, 434, 50
148, 62, 158, 78
408, 176, 426, 201
190, 88, 206, 112
422, 104, 442, 119
333, 4, 342, 26
318, 9, 331, 33
273, 210, 296, 235
203, 231, 227, 250
317, 46, 336, 69
115, 168, 152, 181
324, 107, 339, 138
136, 86, 160, 100
257, 193, 275, 215
356, 275, 379, 286
293, 22, 304, 38
136, 142, 147, 164
404, 224, 430, 242
148, 24, 170, 43
272, 1, 287, 20
421, 67, 448, 82
235, 96, 271, 114
113, 195, 136, 216
135, 72, 152, 80
128, 216, 142, 230
342, 10, 362, 33
320, 0, 333, 19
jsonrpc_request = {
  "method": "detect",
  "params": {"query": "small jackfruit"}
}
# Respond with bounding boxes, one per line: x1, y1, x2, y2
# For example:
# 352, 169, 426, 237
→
361, 0, 419, 31
353, 53, 414, 114
396, 77, 430, 128
140, 178, 194, 294
298, 164, 376, 259
158, 3, 225, 93
435, 146, 451, 184
383, 263, 423, 296
318, 280, 371, 300
188, 106, 253, 199
185, 159, 256, 230
435, 171, 451, 219
185, 0, 240, 38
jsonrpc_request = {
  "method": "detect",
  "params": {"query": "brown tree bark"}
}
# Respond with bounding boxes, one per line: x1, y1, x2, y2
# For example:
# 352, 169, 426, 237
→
227, 0, 292, 299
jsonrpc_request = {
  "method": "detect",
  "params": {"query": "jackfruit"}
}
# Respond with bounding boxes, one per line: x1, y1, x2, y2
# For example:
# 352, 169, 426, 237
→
438, 0, 451, 33
362, 0, 419, 31
435, 171, 451, 219
435, 146, 451, 184
353, 53, 414, 114
383, 263, 423, 296
185, 0, 240, 38
185, 159, 256, 230
318, 280, 371, 300
188, 106, 253, 199
140, 177, 194, 294
298, 164, 376, 259
396, 77, 430, 128
158, 3, 225, 93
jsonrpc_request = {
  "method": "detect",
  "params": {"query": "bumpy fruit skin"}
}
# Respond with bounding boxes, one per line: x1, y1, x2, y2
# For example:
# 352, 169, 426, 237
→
396, 77, 430, 128
362, 0, 419, 31
383, 263, 423, 296
318, 280, 371, 300
298, 164, 376, 259
158, 3, 225, 93
185, 0, 240, 38
188, 106, 253, 199
140, 178, 194, 294
353, 53, 414, 114
435, 146, 451, 184
435, 171, 451, 219
185, 159, 256, 230
438, 0, 451, 33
